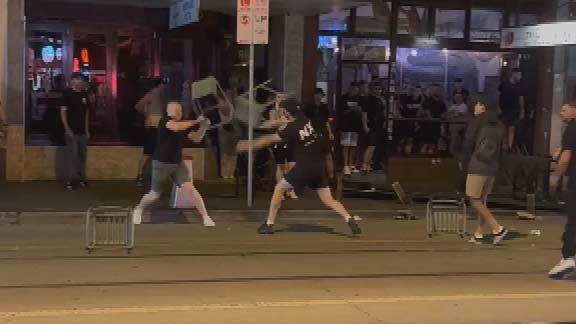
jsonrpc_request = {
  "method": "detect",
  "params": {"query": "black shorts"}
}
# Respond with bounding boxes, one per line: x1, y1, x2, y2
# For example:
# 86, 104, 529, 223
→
143, 127, 158, 156
360, 129, 383, 146
272, 143, 294, 165
500, 111, 520, 127
285, 165, 329, 194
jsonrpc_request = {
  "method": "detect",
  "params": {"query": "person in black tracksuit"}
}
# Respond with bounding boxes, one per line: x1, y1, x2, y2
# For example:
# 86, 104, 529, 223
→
548, 102, 576, 280
237, 98, 362, 236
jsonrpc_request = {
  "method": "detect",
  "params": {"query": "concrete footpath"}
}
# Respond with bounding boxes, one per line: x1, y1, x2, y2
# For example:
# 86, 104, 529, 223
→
0, 181, 560, 226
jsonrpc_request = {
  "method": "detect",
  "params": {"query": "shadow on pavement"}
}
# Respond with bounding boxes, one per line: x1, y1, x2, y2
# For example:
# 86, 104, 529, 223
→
276, 223, 352, 238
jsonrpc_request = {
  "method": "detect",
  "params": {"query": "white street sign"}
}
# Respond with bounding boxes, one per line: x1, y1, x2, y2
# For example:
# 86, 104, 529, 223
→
237, 0, 269, 45
501, 21, 576, 48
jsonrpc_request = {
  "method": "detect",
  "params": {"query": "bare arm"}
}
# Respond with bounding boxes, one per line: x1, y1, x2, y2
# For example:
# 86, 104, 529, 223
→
554, 150, 572, 178
236, 134, 282, 153
166, 120, 200, 132
60, 107, 72, 135
362, 111, 369, 131
135, 90, 151, 115
519, 96, 526, 118
188, 121, 210, 143
259, 119, 289, 129
85, 110, 90, 137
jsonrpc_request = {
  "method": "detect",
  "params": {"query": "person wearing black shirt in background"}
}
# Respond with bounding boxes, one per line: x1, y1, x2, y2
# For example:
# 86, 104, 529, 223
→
338, 83, 363, 175
237, 98, 362, 236
498, 68, 525, 150
548, 103, 576, 280
304, 88, 335, 182
132, 101, 215, 227
419, 85, 447, 154
453, 78, 470, 105
360, 83, 386, 173
397, 86, 423, 154
59, 73, 91, 191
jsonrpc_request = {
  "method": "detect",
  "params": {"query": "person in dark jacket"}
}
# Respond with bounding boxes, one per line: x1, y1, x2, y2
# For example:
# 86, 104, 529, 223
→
461, 102, 509, 245
548, 102, 576, 279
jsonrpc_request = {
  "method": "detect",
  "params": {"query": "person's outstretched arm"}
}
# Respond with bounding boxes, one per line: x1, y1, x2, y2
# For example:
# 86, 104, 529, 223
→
236, 134, 282, 153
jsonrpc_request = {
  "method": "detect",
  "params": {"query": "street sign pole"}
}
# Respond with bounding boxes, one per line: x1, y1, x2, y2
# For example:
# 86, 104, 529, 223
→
247, 2, 255, 207
237, 0, 268, 208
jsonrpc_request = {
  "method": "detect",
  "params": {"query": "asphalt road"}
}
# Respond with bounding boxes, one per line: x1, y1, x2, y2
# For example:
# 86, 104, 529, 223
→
0, 217, 575, 324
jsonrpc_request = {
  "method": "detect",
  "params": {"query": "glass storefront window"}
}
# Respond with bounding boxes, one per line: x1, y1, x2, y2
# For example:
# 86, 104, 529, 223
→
355, 1, 391, 34
471, 9, 503, 43
434, 9, 466, 39
317, 36, 339, 111
519, 13, 539, 26
26, 30, 67, 145
74, 32, 112, 142
396, 48, 504, 101
319, 9, 350, 32
397, 6, 428, 35
342, 38, 390, 62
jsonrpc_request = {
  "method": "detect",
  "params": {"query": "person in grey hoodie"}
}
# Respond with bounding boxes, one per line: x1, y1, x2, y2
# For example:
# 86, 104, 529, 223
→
461, 102, 509, 245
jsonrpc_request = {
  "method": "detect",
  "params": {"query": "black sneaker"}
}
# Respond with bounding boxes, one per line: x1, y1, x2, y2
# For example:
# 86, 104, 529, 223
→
468, 234, 484, 245
258, 223, 274, 235
77, 180, 89, 189
493, 227, 509, 245
347, 218, 362, 235
64, 182, 75, 191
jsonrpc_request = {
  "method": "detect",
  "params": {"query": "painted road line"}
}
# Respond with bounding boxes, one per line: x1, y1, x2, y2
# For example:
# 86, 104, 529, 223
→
2, 292, 576, 318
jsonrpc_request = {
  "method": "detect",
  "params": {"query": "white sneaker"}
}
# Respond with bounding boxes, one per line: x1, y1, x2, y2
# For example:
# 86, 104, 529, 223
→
548, 258, 576, 280
353, 215, 362, 221
343, 166, 352, 175
203, 217, 216, 227
132, 207, 143, 225
350, 166, 361, 174
287, 190, 299, 200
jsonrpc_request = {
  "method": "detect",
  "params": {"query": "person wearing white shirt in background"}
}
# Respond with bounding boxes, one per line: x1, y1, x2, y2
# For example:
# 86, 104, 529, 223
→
447, 93, 469, 156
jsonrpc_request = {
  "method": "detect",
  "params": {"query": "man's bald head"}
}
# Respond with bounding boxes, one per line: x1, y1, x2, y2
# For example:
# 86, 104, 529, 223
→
560, 102, 576, 123
166, 101, 183, 121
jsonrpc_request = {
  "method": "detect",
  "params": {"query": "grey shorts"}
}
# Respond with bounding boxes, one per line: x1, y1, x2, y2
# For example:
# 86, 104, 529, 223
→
466, 175, 495, 201
340, 132, 359, 147
151, 160, 192, 193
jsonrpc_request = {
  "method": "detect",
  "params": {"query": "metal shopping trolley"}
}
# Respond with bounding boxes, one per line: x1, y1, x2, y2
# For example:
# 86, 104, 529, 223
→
426, 198, 467, 238
85, 206, 134, 254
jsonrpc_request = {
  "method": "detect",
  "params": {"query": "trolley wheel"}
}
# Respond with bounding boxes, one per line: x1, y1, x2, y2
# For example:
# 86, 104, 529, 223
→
126, 248, 133, 255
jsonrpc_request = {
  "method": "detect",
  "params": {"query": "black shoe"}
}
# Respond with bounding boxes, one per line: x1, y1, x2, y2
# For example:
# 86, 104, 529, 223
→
77, 180, 89, 189
64, 182, 75, 191
347, 218, 362, 235
493, 227, 509, 245
258, 223, 274, 235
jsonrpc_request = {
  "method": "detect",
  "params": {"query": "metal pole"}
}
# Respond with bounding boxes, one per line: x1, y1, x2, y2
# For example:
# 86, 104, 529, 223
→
444, 50, 449, 99
247, 3, 255, 207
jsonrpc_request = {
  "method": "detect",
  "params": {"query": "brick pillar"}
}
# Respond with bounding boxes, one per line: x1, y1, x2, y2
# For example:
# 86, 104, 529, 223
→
4, 0, 26, 181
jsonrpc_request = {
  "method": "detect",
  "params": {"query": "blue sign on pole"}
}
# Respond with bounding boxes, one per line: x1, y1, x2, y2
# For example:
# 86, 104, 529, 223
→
170, 0, 200, 29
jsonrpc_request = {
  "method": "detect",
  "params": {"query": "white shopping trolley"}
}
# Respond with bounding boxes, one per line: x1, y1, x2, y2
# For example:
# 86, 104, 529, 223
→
426, 198, 467, 238
85, 206, 134, 254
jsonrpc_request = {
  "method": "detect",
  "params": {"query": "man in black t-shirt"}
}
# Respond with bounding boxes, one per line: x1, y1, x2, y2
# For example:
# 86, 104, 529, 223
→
59, 73, 91, 190
548, 103, 576, 279
237, 98, 362, 236
304, 88, 335, 181
498, 68, 525, 149
453, 78, 470, 104
337, 82, 363, 175
132, 101, 215, 227
360, 83, 386, 173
